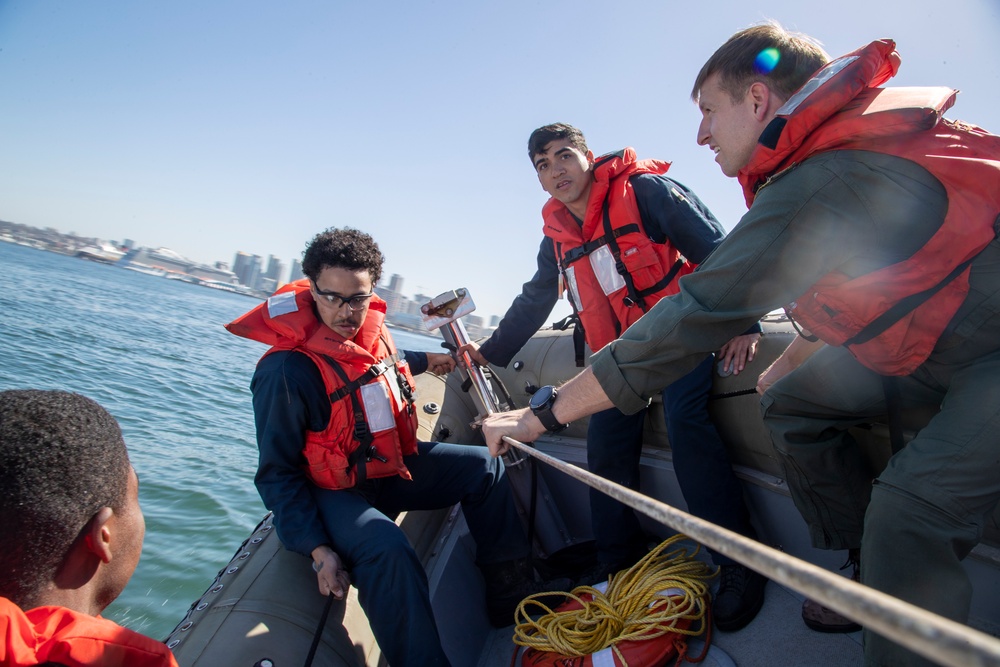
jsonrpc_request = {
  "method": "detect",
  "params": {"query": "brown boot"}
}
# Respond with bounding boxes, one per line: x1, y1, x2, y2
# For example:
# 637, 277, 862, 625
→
802, 549, 861, 633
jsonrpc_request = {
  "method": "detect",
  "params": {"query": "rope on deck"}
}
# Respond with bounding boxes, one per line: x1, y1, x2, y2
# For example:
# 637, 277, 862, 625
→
512, 535, 714, 662
502, 435, 1000, 667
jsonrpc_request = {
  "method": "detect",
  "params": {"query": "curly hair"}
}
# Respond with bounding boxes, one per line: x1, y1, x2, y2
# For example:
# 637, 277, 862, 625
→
527, 123, 589, 164
0, 390, 131, 608
301, 227, 384, 286
691, 21, 829, 105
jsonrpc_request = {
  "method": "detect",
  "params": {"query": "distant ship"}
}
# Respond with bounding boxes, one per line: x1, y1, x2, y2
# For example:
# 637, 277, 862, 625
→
119, 246, 239, 284
75, 242, 125, 263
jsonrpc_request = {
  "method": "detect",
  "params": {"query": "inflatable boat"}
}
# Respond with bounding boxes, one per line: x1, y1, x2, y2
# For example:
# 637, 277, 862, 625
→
164, 313, 1000, 666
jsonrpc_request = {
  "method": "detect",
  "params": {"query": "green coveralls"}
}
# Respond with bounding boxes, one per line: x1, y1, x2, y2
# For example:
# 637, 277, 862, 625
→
589, 149, 1000, 667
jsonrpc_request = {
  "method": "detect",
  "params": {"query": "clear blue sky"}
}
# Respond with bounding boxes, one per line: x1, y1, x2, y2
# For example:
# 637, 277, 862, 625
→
2, 1, 998, 322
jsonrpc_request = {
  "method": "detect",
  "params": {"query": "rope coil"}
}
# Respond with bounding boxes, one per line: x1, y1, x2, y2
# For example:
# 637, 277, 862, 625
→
512, 535, 715, 665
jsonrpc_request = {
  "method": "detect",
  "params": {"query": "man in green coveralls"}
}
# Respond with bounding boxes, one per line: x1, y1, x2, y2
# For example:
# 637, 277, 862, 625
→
481, 22, 1000, 667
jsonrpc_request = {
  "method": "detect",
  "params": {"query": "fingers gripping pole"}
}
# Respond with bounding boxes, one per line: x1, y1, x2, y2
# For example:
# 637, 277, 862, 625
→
422, 289, 573, 556
421, 289, 521, 461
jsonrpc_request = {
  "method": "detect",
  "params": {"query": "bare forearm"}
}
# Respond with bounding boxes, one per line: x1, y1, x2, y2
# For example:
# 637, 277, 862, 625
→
756, 335, 826, 394
552, 367, 614, 423
481, 368, 613, 456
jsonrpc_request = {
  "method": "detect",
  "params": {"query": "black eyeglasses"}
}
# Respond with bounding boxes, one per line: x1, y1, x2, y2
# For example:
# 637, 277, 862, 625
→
311, 284, 374, 311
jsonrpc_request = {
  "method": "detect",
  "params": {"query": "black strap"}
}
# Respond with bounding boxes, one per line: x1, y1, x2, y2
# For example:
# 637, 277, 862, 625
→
551, 314, 586, 367
321, 355, 376, 487
328, 353, 401, 402
709, 387, 759, 401
381, 334, 415, 409
303, 592, 336, 667
844, 257, 976, 348
572, 324, 586, 368
882, 375, 906, 455
637, 258, 685, 298
784, 307, 819, 342
560, 224, 641, 267
600, 194, 647, 311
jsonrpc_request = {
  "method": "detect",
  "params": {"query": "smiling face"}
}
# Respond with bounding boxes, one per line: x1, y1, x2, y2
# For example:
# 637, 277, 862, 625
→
311, 265, 374, 340
532, 138, 595, 219
696, 72, 771, 177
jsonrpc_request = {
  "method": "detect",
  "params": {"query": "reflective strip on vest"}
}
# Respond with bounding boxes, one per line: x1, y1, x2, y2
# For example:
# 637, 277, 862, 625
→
266, 290, 299, 318
564, 265, 584, 311
360, 381, 395, 433
590, 244, 626, 296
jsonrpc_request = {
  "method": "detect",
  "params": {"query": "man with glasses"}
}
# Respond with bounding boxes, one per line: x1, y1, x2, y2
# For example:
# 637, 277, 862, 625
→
227, 227, 566, 667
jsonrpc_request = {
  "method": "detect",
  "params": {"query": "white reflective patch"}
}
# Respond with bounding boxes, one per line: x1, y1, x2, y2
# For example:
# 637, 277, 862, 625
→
591, 647, 615, 667
565, 266, 584, 312
778, 56, 858, 116
266, 291, 299, 318
360, 382, 395, 433
592, 580, 609, 595
384, 364, 402, 406
651, 587, 684, 607
590, 244, 625, 296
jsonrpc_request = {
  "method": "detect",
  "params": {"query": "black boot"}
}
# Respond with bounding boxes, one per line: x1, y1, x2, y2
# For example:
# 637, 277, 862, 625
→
480, 558, 572, 627
713, 563, 768, 631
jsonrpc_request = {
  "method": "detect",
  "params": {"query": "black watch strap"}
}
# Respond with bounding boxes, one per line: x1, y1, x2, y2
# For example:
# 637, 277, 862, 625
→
530, 386, 568, 433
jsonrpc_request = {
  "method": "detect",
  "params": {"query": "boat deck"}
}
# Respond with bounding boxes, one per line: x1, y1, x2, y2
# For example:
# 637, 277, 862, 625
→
476, 577, 865, 667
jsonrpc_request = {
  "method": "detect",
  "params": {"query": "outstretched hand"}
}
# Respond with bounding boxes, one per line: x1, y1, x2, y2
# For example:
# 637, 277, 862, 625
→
424, 352, 456, 376
457, 341, 489, 367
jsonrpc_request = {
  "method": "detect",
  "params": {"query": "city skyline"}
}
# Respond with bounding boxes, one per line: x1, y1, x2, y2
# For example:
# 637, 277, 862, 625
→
0, 215, 500, 329
2, 1, 997, 321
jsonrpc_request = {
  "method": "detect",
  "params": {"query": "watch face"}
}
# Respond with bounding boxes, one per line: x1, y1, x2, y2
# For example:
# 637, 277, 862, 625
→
529, 385, 554, 411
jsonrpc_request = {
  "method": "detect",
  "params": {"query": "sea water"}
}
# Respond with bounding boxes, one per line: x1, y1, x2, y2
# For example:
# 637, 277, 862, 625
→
0, 241, 446, 639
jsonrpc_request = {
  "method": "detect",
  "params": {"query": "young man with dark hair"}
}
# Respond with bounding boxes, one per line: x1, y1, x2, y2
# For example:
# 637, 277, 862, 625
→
460, 123, 766, 631
0, 389, 178, 667
483, 22, 1000, 667
227, 227, 566, 667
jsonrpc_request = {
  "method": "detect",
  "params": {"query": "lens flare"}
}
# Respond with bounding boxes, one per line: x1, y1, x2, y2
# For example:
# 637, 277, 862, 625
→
755, 47, 781, 74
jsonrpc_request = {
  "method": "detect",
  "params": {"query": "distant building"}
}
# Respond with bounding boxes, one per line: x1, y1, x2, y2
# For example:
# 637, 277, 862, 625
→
232, 252, 253, 285
374, 285, 405, 316
489, 315, 502, 328
264, 254, 285, 286
388, 274, 403, 294
288, 259, 304, 282
235, 254, 261, 289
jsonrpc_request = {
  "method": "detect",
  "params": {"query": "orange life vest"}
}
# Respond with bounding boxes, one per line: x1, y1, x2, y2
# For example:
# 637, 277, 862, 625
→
226, 280, 419, 489
740, 39, 1000, 375
543, 148, 696, 351
0, 597, 179, 667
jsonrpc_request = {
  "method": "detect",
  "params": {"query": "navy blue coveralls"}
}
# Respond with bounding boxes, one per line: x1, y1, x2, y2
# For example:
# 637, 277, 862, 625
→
479, 173, 760, 567
252, 349, 529, 667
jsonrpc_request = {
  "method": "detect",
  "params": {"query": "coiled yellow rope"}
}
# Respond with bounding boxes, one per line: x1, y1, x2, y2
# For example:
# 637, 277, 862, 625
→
512, 535, 716, 665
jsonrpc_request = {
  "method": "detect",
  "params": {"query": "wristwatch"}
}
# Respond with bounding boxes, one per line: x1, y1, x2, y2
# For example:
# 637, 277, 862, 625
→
529, 385, 569, 433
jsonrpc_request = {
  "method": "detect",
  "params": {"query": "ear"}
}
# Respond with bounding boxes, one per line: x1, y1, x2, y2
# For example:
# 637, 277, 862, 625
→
83, 507, 116, 564
747, 81, 776, 122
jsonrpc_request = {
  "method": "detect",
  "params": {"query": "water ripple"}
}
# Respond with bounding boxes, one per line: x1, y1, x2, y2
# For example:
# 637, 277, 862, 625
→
0, 242, 446, 638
